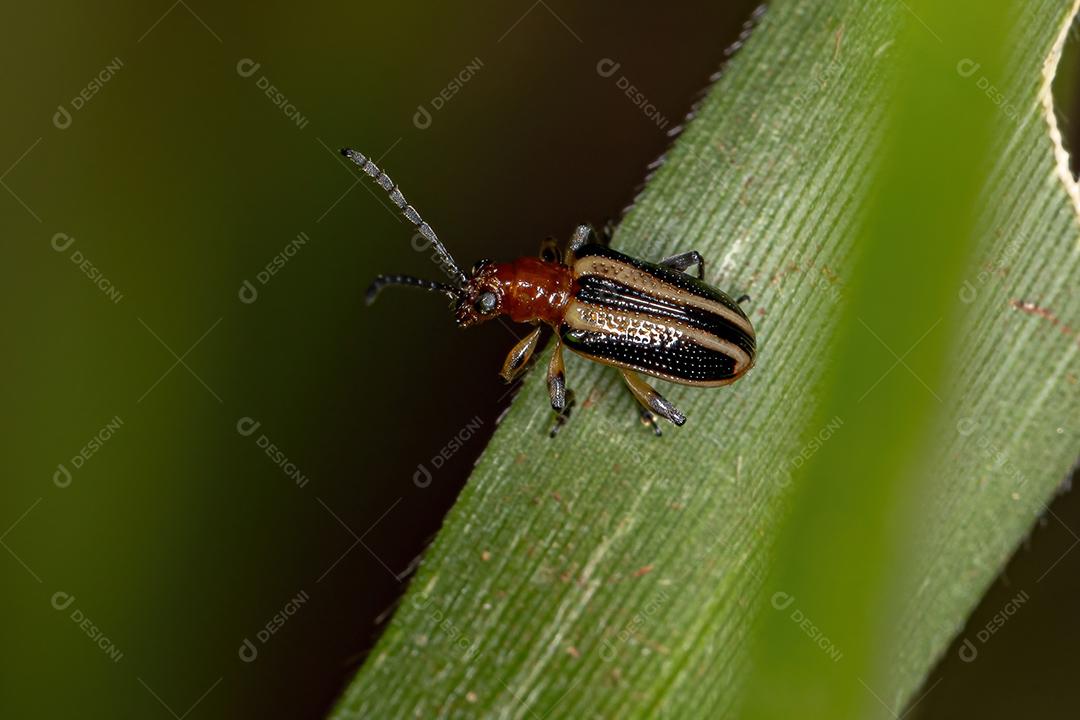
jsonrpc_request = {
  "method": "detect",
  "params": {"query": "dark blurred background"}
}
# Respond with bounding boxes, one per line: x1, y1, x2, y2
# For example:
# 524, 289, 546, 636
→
0, 2, 1076, 718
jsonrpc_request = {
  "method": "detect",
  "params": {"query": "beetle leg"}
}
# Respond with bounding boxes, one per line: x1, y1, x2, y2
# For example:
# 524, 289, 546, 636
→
499, 326, 542, 383
736, 293, 751, 305
547, 340, 568, 411
547, 341, 576, 437
639, 408, 664, 436
539, 236, 560, 263
564, 224, 597, 264
549, 389, 576, 438
600, 220, 616, 244
658, 250, 705, 280
620, 370, 687, 427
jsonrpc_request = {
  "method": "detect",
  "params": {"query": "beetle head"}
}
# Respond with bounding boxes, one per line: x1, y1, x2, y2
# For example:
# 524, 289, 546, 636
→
453, 260, 504, 328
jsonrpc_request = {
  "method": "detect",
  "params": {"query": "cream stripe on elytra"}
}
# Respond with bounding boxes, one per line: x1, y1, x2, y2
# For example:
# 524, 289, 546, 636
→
563, 301, 752, 372
574, 255, 755, 337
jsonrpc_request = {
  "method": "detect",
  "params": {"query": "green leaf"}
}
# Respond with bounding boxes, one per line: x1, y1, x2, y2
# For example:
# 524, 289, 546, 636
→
331, 1, 1080, 717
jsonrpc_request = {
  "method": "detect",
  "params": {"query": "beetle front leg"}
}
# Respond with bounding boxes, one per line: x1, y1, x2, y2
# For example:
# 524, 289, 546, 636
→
658, 250, 705, 280
499, 326, 542, 383
620, 370, 687, 428
547, 341, 576, 437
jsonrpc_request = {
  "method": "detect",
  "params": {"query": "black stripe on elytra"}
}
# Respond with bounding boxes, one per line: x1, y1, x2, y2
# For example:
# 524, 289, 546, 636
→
560, 326, 738, 383
574, 274, 756, 357
574, 243, 749, 318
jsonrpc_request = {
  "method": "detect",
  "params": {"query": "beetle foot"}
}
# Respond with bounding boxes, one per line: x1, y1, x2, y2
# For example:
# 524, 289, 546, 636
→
639, 409, 663, 436
548, 389, 577, 438
649, 395, 686, 427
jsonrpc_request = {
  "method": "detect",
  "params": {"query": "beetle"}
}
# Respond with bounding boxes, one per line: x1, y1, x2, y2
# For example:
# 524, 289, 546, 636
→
342, 147, 756, 436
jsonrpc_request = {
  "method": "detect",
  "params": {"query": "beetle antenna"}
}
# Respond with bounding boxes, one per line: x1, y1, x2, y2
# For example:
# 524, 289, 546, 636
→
341, 148, 468, 287
365, 274, 459, 306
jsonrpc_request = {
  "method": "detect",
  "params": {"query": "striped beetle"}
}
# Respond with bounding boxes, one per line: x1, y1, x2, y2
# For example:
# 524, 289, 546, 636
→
342, 148, 756, 436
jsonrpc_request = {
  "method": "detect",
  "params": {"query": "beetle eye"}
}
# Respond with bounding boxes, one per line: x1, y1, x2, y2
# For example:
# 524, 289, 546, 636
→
475, 292, 498, 315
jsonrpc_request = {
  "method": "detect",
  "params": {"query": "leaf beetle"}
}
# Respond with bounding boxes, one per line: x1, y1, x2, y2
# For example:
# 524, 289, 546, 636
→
342, 147, 756, 436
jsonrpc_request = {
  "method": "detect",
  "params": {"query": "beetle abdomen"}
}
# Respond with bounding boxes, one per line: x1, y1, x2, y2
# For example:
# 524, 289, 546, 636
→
561, 245, 756, 386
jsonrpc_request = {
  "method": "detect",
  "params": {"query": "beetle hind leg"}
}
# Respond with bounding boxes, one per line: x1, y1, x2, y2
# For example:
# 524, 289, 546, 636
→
659, 250, 706, 280
620, 370, 687, 428
547, 340, 576, 437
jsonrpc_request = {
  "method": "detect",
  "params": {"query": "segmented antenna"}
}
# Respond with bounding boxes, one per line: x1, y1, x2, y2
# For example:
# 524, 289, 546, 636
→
365, 274, 458, 306
340, 148, 467, 287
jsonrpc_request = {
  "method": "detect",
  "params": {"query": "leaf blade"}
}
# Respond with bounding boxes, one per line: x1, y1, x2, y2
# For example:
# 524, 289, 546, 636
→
332, 1, 1080, 717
